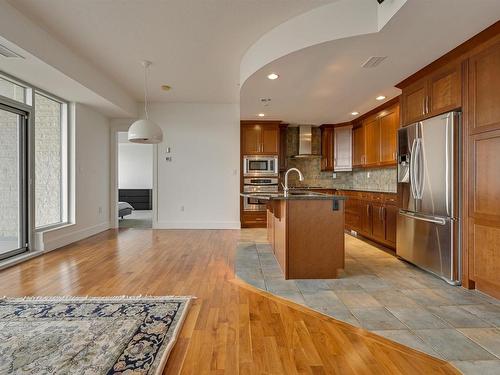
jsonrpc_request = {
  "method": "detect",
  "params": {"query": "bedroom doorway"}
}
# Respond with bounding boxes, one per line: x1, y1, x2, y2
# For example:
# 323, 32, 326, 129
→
117, 132, 153, 229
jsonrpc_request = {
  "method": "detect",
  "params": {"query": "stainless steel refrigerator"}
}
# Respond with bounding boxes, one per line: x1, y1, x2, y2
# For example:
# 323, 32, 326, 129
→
396, 111, 461, 285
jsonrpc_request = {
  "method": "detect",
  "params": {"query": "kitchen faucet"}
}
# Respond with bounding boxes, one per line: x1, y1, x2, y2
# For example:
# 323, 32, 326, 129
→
283, 168, 304, 196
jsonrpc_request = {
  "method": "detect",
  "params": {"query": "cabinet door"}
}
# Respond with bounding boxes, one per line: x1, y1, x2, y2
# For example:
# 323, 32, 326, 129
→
262, 126, 279, 154
364, 117, 380, 166
345, 198, 361, 231
372, 204, 385, 241
334, 126, 352, 171
402, 79, 427, 125
242, 125, 261, 154
279, 125, 288, 171
379, 105, 399, 165
321, 127, 334, 171
385, 204, 398, 245
468, 41, 500, 135
352, 125, 365, 167
360, 201, 372, 235
429, 63, 461, 116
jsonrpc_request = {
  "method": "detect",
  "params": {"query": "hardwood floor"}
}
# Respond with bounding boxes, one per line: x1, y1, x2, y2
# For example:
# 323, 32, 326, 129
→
0, 228, 459, 374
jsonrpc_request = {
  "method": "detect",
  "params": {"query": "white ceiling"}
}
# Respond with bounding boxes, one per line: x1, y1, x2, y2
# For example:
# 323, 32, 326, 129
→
8, 0, 336, 104
240, 0, 500, 124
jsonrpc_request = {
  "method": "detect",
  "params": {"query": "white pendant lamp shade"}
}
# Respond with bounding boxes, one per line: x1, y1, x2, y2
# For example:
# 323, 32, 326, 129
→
128, 119, 163, 144
128, 60, 164, 144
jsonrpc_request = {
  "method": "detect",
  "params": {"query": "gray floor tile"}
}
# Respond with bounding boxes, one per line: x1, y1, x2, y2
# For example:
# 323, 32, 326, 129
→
433, 288, 494, 305
238, 276, 266, 290
255, 243, 273, 253
295, 279, 333, 293
387, 307, 450, 329
451, 360, 500, 375
414, 329, 495, 361
326, 278, 363, 291
458, 328, 500, 358
265, 279, 300, 293
372, 329, 443, 359
301, 290, 343, 308
427, 306, 493, 328
369, 290, 420, 308
463, 305, 500, 327
335, 290, 382, 308
351, 275, 392, 291
350, 308, 406, 330
401, 288, 455, 306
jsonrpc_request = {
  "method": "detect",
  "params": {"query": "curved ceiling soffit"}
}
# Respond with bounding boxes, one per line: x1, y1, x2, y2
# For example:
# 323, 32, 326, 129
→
239, 0, 408, 88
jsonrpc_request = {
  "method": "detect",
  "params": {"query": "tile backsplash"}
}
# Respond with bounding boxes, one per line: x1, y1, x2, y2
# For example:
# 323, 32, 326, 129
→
283, 127, 397, 193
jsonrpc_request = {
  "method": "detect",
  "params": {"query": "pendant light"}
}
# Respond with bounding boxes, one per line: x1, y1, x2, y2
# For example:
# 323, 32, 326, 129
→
128, 60, 163, 144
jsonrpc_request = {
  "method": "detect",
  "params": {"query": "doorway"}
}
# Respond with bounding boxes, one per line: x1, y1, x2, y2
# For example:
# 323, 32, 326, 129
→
0, 104, 28, 259
117, 132, 153, 229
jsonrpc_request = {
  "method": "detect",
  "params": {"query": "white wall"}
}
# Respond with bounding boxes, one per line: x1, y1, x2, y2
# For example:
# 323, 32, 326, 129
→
118, 142, 153, 189
148, 102, 240, 229
36, 103, 111, 251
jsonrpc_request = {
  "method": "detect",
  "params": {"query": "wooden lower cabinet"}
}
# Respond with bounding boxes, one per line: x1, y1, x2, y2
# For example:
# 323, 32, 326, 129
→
241, 211, 266, 228
339, 190, 398, 249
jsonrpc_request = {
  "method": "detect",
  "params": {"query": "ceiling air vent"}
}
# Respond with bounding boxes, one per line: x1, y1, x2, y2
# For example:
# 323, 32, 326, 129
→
362, 56, 387, 68
0, 44, 24, 59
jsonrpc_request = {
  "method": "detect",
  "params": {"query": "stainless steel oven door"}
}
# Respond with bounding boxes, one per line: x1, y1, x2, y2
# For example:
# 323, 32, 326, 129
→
243, 195, 268, 211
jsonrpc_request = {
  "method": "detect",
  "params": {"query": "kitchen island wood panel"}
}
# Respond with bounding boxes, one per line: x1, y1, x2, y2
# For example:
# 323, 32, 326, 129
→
267, 196, 345, 279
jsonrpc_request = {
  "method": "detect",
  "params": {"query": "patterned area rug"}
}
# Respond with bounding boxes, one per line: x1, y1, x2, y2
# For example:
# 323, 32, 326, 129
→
0, 296, 192, 374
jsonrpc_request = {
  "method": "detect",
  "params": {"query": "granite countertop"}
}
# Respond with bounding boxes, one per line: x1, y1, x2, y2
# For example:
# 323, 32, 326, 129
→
240, 191, 347, 201
288, 186, 397, 194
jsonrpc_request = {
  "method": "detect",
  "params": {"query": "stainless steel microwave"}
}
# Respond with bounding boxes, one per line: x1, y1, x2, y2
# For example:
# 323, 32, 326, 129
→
243, 156, 278, 176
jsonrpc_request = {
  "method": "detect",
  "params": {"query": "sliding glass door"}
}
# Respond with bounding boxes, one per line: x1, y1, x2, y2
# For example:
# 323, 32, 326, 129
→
0, 104, 28, 259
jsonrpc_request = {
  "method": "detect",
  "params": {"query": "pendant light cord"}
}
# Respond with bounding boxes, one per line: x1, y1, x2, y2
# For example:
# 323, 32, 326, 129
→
144, 62, 149, 120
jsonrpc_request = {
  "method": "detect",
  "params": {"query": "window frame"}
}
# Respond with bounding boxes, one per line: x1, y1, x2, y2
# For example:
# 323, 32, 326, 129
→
0, 70, 71, 234
33, 89, 70, 231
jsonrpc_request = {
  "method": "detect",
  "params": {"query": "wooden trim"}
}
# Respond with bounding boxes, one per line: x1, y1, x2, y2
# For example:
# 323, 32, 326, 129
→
320, 121, 353, 128
240, 120, 282, 126
354, 96, 400, 123
396, 21, 500, 89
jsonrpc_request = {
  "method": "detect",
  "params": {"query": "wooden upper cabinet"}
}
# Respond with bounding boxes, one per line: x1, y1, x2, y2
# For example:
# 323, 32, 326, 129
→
321, 127, 334, 171
429, 63, 462, 115
401, 63, 462, 126
242, 125, 262, 154
363, 117, 380, 166
352, 125, 365, 167
261, 126, 279, 154
241, 122, 279, 155
278, 124, 288, 171
379, 104, 399, 165
402, 79, 427, 125
468, 41, 500, 135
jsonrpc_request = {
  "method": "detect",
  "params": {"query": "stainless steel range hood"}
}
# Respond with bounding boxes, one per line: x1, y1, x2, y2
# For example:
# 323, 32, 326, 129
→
293, 125, 320, 158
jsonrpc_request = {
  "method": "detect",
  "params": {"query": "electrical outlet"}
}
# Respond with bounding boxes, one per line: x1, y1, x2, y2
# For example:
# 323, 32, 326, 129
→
367, 172, 371, 178
180, 205, 185, 212
98, 206, 102, 215
332, 173, 337, 179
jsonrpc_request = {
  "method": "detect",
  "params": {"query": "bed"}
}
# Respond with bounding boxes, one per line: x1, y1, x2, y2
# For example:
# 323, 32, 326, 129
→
118, 202, 134, 219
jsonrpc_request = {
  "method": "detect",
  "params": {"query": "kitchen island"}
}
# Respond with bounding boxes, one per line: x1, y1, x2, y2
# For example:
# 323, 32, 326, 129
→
241, 191, 347, 279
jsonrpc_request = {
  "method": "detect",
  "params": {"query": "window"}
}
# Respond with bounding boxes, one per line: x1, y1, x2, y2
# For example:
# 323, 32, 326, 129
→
0, 75, 30, 104
34, 92, 69, 228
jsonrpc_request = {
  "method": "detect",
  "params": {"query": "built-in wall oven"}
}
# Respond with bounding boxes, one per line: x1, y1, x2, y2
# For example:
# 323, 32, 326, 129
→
242, 177, 278, 211
243, 155, 278, 176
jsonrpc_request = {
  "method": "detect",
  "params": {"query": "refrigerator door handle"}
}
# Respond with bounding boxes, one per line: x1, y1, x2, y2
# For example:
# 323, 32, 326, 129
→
410, 138, 418, 199
416, 138, 424, 200
399, 210, 447, 225
445, 115, 452, 216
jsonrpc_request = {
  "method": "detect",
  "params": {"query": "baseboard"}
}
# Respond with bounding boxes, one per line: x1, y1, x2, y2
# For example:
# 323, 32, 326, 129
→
154, 221, 241, 230
39, 221, 111, 252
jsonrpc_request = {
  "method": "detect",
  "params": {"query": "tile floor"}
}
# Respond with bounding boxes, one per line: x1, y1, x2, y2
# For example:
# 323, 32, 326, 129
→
235, 232, 500, 375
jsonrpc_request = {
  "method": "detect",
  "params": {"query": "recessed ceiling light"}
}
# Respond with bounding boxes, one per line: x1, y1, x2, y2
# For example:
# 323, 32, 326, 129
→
351, 111, 359, 116
376, 95, 386, 101
258, 113, 265, 117
161, 85, 172, 91
267, 73, 279, 80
